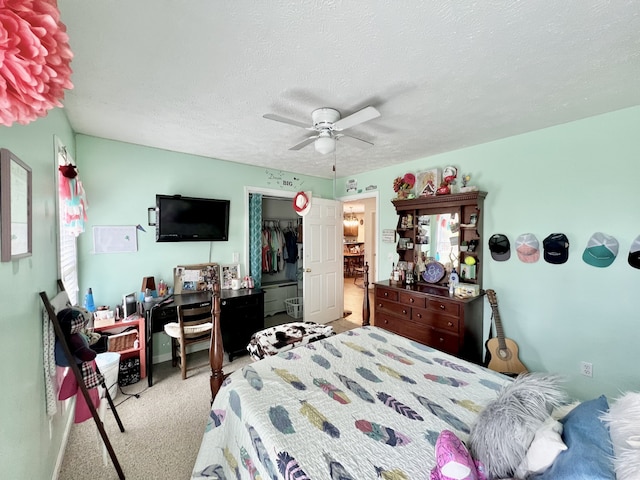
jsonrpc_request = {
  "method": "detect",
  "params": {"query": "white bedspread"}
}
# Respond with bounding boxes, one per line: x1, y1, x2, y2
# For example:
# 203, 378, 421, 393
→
192, 326, 510, 479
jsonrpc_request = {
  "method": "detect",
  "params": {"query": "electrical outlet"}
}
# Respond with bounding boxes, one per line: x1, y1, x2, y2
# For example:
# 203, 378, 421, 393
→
580, 361, 593, 377
233, 252, 239, 263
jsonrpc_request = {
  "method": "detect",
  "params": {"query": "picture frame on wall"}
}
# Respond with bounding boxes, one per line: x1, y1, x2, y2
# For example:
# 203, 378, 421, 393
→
221, 263, 241, 289
1, 148, 32, 262
416, 168, 441, 197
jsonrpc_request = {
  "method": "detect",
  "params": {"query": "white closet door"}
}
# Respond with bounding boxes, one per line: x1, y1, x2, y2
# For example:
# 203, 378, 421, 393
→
302, 198, 343, 324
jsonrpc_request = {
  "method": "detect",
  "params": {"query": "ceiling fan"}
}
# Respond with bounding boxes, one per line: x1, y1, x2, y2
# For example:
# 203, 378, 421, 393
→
263, 105, 380, 155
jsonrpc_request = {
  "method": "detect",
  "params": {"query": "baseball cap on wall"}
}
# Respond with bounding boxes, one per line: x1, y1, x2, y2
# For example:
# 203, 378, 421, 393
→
582, 232, 619, 268
543, 233, 570, 264
629, 235, 640, 269
293, 191, 312, 216
515, 233, 540, 263
488, 234, 510, 261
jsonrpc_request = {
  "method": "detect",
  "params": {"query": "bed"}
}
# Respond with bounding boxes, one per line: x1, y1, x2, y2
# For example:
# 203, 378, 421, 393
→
197, 267, 639, 479
194, 323, 512, 479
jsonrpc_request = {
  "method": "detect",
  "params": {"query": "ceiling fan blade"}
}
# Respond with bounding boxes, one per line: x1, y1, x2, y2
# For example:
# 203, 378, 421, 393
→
289, 136, 318, 151
333, 105, 380, 131
337, 134, 374, 149
263, 113, 310, 129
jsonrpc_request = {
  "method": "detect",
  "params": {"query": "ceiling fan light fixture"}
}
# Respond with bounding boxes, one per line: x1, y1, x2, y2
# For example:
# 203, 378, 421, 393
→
314, 135, 335, 155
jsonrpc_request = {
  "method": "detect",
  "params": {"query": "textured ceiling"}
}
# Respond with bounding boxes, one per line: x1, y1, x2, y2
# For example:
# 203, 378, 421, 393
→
57, 1, 640, 179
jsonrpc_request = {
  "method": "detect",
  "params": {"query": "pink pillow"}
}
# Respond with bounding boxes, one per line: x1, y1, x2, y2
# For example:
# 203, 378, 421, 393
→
431, 430, 487, 480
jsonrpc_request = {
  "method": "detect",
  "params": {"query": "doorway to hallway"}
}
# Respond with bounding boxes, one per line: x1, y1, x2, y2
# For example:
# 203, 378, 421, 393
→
340, 192, 378, 319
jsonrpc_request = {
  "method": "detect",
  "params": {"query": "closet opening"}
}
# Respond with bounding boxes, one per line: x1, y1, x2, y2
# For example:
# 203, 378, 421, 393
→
248, 192, 303, 330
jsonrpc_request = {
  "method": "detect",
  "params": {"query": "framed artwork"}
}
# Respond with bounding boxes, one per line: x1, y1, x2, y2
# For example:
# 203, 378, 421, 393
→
221, 263, 241, 289
416, 168, 441, 197
1, 148, 32, 262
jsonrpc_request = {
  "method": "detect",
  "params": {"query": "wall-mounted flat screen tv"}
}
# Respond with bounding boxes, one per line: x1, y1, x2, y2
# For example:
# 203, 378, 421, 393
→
156, 194, 230, 242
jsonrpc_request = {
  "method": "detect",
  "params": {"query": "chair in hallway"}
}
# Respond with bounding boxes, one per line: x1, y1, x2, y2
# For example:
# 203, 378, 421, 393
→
164, 302, 213, 379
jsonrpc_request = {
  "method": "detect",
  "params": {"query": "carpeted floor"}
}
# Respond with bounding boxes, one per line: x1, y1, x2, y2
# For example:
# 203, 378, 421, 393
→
57, 316, 361, 480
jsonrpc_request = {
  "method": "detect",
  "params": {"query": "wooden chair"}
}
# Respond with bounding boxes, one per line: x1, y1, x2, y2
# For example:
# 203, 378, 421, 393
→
164, 300, 213, 379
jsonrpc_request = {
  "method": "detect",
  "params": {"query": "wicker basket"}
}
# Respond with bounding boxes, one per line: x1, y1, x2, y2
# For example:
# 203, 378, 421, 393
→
108, 330, 137, 352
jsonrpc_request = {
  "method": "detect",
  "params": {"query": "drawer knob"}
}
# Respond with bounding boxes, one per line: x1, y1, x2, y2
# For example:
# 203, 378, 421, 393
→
439, 337, 444, 343
409, 298, 414, 303
384, 292, 388, 297
384, 320, 389, 324
447, 321, 453, 327
439, 304, 445, 310
402, 309, 407, 314
416, 313, 422, 318
378, 303, 383, 308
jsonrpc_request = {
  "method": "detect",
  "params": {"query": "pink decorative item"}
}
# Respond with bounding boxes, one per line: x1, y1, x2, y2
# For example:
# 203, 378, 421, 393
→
0, 0, 74, 126
431, 430, 487, 480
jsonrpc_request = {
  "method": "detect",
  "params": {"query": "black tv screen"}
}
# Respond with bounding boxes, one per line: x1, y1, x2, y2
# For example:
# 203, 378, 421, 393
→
156, 194, 230, 242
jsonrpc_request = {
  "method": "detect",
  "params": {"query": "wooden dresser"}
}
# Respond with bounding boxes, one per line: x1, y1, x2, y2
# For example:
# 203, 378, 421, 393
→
374, 281, 484, 364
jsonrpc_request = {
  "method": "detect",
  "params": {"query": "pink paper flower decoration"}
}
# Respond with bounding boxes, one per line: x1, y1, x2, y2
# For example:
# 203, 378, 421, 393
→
0, 0, 73, 126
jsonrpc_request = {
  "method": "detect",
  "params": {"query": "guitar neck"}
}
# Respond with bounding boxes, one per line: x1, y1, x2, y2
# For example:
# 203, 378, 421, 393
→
493, 309, 507, 351
488, 291, 508, 351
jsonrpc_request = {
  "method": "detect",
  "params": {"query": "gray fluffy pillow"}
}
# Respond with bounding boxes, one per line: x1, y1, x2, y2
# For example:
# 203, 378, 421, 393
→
468, 373, 566, 479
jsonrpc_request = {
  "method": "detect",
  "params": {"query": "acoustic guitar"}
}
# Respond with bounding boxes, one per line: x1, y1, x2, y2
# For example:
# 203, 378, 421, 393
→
485, 289, 528, 377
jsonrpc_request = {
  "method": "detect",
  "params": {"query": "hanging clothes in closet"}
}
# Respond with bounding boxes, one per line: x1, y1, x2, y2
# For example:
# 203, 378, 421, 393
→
283, 221, 298, 281
262, 221, 284, 274
262, 220, 298, 280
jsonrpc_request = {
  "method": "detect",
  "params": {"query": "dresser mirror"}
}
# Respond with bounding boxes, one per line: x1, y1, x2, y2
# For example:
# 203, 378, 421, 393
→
393, 191, 486, 289
414, 212, 460, 279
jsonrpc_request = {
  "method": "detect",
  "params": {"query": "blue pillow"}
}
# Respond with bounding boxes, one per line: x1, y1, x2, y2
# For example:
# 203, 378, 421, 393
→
533, 395, 615, 479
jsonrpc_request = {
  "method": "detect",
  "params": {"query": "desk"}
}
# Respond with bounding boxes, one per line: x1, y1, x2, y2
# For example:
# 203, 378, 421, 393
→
144, 288, 264, 386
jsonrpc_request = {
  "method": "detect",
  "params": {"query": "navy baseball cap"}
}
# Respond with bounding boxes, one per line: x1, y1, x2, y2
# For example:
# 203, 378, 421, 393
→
543, 233, 569, 264
488, 234, 510, 261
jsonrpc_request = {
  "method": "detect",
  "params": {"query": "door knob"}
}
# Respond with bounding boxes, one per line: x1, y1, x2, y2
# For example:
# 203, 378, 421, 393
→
305, 268, 311, 272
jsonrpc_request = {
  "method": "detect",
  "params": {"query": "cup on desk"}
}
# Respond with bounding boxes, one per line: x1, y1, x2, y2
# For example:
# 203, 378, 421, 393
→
231, 278, 241, 290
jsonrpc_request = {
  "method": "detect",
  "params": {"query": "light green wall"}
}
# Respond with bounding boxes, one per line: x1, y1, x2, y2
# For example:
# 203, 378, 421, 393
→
338, 105, 640, 401
3, 106, 639, 478
75, 135, 333, 361
0, 109, 76, 479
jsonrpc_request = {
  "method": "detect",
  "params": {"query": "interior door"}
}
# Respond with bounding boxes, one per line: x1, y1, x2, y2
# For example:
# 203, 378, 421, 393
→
303, 197, 343, 324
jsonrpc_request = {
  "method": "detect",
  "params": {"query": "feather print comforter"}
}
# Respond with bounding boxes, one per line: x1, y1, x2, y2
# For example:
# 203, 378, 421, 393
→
192, 326, 510, 479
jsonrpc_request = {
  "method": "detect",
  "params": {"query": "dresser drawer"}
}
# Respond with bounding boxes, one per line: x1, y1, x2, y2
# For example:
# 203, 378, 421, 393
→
411, 308, 460, 334
374, 299, 410, 319
426, 298, 460, 316
375, 312, 459, 355
398, 291, 426, 309
376, 287, 398, 302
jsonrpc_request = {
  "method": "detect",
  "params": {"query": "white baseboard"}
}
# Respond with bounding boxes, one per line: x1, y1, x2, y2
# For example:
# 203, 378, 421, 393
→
52, 397, 76, 480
